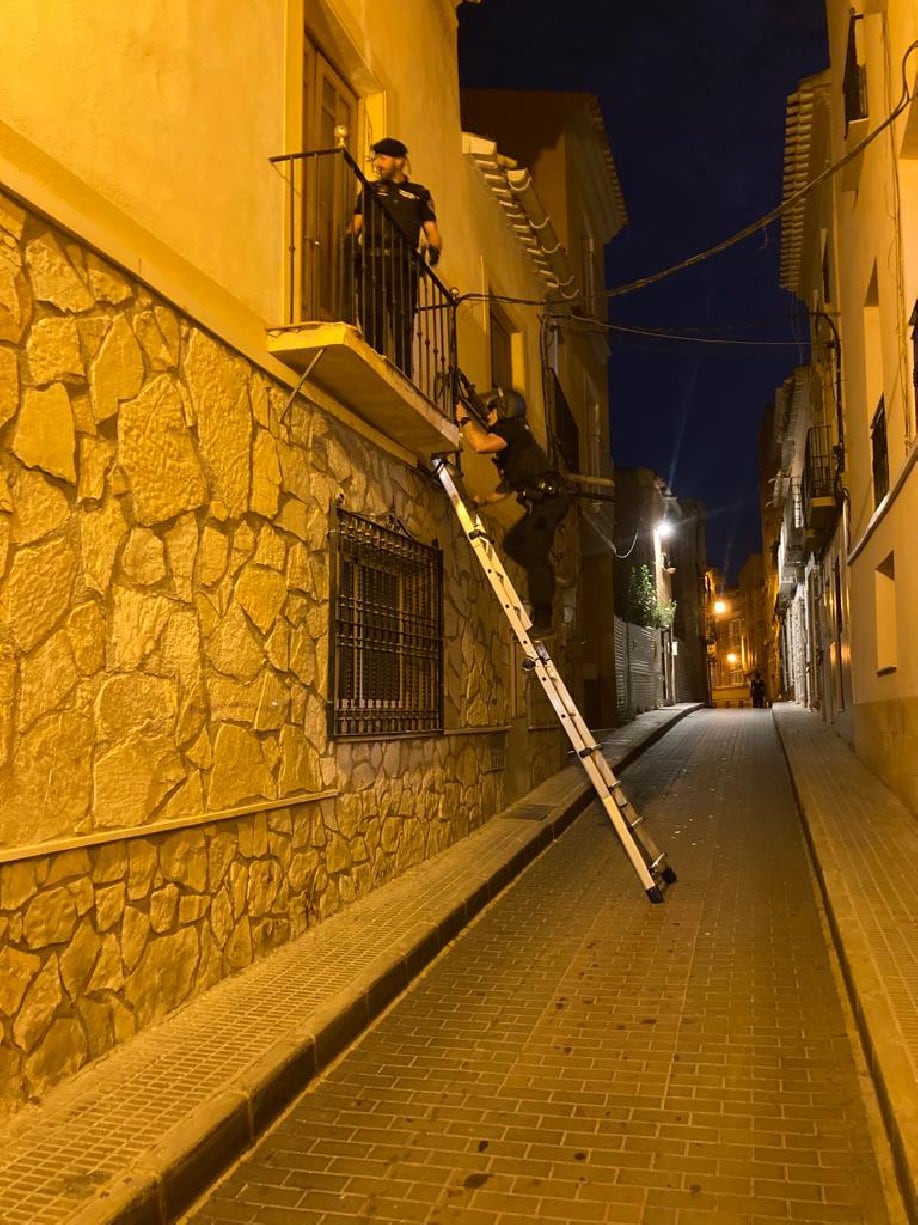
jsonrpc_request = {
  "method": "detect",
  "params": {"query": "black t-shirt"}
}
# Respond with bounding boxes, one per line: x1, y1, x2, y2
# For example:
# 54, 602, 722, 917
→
489, 418, 552, 491
355, 180, 436, 248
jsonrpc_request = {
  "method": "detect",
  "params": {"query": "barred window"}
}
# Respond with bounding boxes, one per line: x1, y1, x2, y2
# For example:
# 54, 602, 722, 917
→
329, 505, 443, 738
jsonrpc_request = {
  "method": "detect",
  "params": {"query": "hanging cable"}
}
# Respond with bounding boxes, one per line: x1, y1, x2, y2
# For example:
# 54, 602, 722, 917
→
453, 41, 918, 310
602, 39, 918, 299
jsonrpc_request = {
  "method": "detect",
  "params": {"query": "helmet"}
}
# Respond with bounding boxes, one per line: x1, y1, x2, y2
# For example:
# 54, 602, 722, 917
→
484, 387, 527, 421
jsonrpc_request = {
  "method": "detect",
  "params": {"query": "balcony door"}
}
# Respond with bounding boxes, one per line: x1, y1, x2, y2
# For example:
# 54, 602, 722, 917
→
301, 40, 358, 321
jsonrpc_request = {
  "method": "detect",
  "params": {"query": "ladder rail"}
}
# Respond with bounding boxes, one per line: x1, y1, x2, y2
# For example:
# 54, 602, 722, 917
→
434, 458, 676, 903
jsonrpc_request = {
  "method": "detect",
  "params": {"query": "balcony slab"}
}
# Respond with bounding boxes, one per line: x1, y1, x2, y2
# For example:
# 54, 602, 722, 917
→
267, 322, 459, 459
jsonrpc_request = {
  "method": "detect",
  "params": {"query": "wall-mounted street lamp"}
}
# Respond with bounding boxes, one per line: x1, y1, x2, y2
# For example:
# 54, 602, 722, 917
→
714, 599, 727, 615
726, 652, 738, 665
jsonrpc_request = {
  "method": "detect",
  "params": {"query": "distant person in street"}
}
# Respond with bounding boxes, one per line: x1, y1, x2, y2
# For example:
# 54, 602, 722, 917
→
352, 137, 442, 377
750, 670, 767, 708
455, 388, 569, 635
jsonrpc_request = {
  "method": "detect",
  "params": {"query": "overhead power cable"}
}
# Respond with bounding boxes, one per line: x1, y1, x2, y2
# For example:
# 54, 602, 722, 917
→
601, 39, 918, 299
454, 40, 918, 309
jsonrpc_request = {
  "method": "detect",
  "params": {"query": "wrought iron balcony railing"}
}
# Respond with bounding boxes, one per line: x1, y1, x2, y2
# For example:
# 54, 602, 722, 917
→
802, 425, 839, 551
269, 147, 456, 422
781, 480, 805, 575
803, 425, 833, 502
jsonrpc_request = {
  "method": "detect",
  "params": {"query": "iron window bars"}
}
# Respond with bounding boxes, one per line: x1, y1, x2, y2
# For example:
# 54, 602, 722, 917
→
329, 504, 443, 738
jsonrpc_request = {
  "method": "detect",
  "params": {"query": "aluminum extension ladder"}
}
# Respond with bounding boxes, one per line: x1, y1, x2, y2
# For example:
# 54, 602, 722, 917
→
434, 458, 677, 904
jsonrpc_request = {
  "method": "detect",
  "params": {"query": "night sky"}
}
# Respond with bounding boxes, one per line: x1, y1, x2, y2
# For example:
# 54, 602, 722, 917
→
458, 0, 829, 582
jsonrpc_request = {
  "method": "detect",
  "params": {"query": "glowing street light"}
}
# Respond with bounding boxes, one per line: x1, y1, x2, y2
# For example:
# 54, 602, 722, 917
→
714, 599, 727, 615
726, 652, 738, 665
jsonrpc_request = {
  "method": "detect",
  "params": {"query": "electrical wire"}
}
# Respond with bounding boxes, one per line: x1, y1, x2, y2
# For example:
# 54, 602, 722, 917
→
560, 318, 813, 347
453, 40, 918, 309
458, 295, 815, 346
602, 38, 918, 299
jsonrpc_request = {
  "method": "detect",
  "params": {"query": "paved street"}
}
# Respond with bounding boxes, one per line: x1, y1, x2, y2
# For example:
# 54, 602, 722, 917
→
186, 710, 897, 1224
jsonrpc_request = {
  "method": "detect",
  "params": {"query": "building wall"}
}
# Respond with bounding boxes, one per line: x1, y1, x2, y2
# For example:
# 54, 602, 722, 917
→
825, 0, 918, 810
0, 189, 524, 1108
0, 0, 590, 1109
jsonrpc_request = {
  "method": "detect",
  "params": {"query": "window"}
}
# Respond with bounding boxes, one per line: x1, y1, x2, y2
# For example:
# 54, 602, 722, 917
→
871, 396, 889, 507
875, 552, 896, 674
833, 556, 845, 711
549, 372, 580, 473
330, 507, 443, 737
820, 233, 831, 304
843, 13, 867, 134
489, 303, 513, 390
581, 234, 599, 317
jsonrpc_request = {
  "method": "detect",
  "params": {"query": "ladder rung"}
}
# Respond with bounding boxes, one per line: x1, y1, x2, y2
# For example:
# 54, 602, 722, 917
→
434, 457, 676, 907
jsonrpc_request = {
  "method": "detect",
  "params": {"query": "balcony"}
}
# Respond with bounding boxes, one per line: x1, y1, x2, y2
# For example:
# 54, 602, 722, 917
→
267, 148, 459, 458
777, 481, 804, 594
802, 425, 838, 552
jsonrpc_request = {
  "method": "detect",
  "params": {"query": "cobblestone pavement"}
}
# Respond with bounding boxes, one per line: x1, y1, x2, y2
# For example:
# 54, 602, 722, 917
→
186, 710, 896, 1224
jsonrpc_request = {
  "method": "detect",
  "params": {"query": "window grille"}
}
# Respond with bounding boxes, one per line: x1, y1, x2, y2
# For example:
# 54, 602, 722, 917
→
329, 506, 443, 738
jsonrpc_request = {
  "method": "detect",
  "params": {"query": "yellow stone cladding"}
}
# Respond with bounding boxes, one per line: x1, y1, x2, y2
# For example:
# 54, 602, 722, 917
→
0, 190, 509, 1111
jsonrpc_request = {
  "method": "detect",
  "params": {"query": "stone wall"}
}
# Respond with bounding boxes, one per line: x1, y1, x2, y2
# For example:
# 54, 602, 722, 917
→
0, 186, 513, 1109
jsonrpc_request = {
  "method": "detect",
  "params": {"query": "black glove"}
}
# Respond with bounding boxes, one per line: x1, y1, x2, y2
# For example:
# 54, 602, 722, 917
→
427, 247, 441, 268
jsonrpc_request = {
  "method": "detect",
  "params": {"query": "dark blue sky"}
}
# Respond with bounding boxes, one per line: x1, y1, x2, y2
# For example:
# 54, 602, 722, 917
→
458, 0, 829, 581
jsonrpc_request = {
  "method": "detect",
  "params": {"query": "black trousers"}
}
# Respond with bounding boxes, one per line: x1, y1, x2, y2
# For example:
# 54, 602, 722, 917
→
358, 250, 418, 377
502, 493, 569, 624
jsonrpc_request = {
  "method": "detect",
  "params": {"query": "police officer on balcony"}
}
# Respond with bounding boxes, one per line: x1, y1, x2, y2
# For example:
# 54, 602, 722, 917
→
455, 388, 569, 635
352, 138, 442, 378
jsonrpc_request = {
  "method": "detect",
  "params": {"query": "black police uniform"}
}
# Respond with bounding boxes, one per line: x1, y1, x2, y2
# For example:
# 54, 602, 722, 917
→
488, 417, 569, 631
353, 179, 436, 377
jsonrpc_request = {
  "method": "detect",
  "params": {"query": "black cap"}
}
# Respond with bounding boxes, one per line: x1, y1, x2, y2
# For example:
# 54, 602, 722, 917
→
371, 137, 408, 158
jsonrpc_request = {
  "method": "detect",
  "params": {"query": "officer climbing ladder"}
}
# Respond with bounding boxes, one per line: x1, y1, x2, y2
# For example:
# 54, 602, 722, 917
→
432, 455, 677, 905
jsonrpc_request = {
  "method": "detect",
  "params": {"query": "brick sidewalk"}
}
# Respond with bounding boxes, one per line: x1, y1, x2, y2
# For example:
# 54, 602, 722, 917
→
773, 703, 918, 1223
0, 705, 698, 1225
189, 709, 894, 1224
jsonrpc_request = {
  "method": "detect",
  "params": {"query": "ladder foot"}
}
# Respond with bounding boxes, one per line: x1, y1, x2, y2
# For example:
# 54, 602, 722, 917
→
661, 866, 678, 885
645, 885, 665, 905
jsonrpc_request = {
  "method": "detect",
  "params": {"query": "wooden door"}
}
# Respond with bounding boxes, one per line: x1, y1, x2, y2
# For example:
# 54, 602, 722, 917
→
301, 41, 357, 321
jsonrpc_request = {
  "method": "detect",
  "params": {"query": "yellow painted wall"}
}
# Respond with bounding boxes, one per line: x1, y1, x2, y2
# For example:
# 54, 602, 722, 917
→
0, 0, 287, 324
826, 0, 918, 807
0, 0, 589, 1107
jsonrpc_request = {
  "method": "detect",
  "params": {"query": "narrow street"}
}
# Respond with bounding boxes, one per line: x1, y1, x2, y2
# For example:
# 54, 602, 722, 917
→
187, 710, 897, 1225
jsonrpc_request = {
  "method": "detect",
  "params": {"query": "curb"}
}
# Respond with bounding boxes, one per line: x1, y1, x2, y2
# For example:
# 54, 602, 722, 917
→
772, 711, 917, 1225
73, 705, 699, 1224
